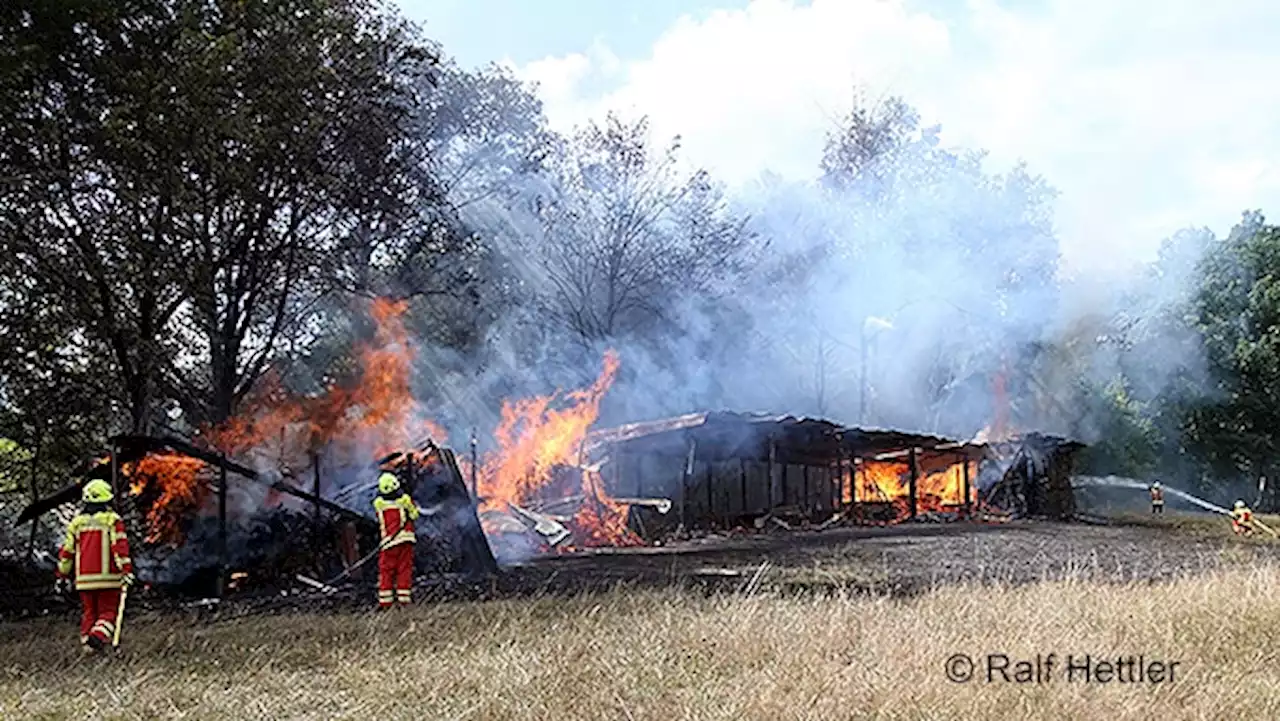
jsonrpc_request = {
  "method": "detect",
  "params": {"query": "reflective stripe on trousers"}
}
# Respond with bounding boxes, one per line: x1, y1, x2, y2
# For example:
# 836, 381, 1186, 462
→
79, 588, 121, 644
377, 544, 414, 607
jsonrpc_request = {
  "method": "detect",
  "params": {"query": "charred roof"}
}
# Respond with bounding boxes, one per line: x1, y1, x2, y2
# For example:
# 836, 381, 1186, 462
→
583, 411, 1007, 464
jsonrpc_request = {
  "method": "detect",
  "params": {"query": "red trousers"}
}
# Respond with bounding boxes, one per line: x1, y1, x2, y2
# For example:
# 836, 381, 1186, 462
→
79, 588, 121, 645
377, 543, 414, 608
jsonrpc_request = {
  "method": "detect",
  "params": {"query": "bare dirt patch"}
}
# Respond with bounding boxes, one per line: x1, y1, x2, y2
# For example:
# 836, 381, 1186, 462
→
503, 517, 1278, 598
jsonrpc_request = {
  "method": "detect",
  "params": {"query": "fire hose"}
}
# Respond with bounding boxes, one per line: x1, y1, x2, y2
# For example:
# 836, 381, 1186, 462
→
320, 502, 444, 587
1249, 517, 1279, 538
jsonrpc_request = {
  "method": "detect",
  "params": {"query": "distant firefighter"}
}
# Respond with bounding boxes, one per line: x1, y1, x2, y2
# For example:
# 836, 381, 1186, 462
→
1149, 481, 1164, 514
1231, 500, 1255, 536
373, 472, 420, 609
55, 479, 134, 653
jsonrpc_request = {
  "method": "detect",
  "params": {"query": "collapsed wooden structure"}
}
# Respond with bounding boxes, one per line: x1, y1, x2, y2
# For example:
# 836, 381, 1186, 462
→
15, 434, 496, 596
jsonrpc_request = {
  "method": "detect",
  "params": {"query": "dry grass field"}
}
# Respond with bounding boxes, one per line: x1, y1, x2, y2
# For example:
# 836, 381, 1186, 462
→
6, 529, 1280, 720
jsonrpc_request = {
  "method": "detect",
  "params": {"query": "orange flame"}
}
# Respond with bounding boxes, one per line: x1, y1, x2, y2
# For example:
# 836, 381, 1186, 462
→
126, 298, 641, 553
565, 469, 644, 548
209, 298, 446, 461
124, 454, 209, 544
477, 350, 619, 507
853, 455, 975, 522
474, 350, 637, 547
131, 298, 447, 544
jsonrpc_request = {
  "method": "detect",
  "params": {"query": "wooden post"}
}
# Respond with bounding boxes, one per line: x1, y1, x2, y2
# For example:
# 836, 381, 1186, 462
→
311, 452, 321, 527
850, 457, 858, 505
767, 439, 778, 511
470, 430, 478, 500
26, 437, 40, 560
680, 439, 696, 530
831, 462, 838, 511
962, 453, 972, 518
908, 447, 919, 520
836, 455, 845, 508
706, 461, 714, 527
803, 464, 810, 516
109, 441, 119, 510
218, 458, 228, 598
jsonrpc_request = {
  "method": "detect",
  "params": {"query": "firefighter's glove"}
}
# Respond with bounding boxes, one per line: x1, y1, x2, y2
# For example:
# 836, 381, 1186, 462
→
121, 573, 136, 588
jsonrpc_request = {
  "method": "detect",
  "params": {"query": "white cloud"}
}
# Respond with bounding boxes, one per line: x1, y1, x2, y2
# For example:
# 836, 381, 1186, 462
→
513, 0, 1280, 273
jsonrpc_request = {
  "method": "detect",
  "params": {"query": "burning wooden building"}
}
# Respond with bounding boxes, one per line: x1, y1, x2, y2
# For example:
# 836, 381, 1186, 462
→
573, 412, 1084, 537
7, 293, 1088, 596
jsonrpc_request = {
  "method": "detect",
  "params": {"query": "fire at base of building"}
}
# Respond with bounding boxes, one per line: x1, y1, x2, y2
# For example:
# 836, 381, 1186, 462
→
576, 412, 1080, 535
12, 415, 1081, 603
468, 412, 1082, 561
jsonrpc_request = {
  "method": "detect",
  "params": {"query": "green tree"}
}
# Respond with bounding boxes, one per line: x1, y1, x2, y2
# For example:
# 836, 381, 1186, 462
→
0, 0, 446, 434
1182, 212, 1280, 505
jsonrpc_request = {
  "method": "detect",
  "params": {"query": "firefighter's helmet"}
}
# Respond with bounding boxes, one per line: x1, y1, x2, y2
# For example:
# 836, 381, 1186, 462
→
378, 472, 401, 495
82, 479, 113, 504
1236, 500, 1246, 510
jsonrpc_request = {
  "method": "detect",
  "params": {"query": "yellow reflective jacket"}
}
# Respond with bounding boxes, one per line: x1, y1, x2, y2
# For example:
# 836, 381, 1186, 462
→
373, 494, 420, 547
56, 511, 133, 591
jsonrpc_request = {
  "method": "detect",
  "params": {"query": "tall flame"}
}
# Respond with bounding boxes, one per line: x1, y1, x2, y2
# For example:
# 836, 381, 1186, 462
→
474, 350, 638, 547
123, 298, 638, 551
127, 298, 445, 544
477, 350, 620, 508
209, 297, 446, 460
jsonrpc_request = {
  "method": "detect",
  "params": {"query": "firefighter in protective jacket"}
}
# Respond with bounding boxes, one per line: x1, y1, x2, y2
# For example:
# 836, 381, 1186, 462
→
373, 472, 419, 609
55, 479, 134, 652
1149, 481, 1164, 514
1231, 500, 1255, 536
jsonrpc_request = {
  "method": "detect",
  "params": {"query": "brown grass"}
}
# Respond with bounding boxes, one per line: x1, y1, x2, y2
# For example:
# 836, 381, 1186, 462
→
5, 559, 1280, 720
1109, 510, 1280, 540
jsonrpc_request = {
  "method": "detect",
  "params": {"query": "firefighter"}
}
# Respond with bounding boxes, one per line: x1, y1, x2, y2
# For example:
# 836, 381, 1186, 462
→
372, 472, 419, 609
1231, 500, 1255, 536
54, 479, 134, 653
1149, 481, 1164, 514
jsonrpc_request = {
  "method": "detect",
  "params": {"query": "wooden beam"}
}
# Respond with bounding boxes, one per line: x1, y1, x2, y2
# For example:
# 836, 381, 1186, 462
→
767, 439, 778, 511
908, 447, 919, 520
311, 452, 322, 531
803, 464, 810, 515
470, 430, 478, 499
218, 459, 228, 598
680, 438, 696, 529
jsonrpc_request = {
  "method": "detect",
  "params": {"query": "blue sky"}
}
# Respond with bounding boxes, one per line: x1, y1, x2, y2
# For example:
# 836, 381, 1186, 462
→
397, 0, 1280, 275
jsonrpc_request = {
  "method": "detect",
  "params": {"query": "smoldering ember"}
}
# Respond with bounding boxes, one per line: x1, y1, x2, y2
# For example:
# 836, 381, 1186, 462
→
0, 297, 1086, 615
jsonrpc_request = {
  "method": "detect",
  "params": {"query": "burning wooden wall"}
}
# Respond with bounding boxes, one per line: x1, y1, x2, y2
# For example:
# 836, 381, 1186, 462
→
584, 412, 991, 532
